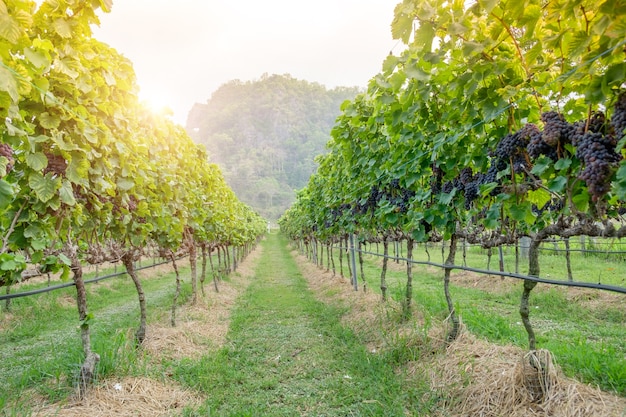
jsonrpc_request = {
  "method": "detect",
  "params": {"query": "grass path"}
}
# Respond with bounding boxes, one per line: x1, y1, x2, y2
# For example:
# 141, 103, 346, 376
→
174, 233, 430, 416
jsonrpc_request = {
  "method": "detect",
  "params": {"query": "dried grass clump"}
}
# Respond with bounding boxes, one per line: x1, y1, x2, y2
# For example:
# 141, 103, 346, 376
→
294, 252, 429, 355
32, 376, 202, 417
143, 244, 263, 361
423, 331, 626, 417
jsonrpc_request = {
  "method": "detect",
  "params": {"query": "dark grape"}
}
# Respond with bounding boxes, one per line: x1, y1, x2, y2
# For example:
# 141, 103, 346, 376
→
460, 167, 473, 184
541, 111, 571, 146
611, 91, 626, 141
588, 111, 607, 134
464, 181, 479, 209
575, 131, 622, 201
44, 153, 68, 176
0, 143, 14, 175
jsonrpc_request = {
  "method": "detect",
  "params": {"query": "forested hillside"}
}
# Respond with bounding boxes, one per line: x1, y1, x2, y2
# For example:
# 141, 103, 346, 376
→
186, 74, 361, 220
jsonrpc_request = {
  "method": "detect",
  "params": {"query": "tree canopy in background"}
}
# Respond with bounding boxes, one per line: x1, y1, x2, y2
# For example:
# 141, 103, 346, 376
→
187, 74, 362, 221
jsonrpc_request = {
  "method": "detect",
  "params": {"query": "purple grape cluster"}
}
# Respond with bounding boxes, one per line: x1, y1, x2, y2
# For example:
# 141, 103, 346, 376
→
611, 91, 626, 141
0, 143, 14, 176
43, 153, 67, 176
575, 131, 621, 200
541, 111, 575, 146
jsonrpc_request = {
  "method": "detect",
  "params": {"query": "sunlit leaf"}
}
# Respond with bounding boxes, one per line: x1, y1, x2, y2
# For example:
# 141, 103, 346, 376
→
38, 112, 61, 129
26, 152, 48, 171
29, 172, 59, 203
59, 180, 76, 206
0, 66, 19, 101
117, 178, 135, 191
53, 18, 72, 39
527, 188, 551, 209
24, 47, 49, 69
0, 12, 21, 43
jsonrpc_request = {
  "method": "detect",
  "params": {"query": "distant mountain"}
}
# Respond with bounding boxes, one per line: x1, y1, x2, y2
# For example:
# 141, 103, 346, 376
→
186, 74, 362, 221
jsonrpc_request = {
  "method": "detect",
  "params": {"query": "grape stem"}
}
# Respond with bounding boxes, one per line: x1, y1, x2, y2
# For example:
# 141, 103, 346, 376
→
1, 201, 26, 254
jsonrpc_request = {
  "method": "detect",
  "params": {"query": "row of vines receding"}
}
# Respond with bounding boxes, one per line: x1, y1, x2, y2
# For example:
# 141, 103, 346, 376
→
279, 0, 626, 368
0, 0, 266, 397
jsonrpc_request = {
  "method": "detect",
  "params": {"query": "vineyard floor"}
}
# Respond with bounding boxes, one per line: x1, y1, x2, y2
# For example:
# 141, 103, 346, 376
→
1, 234, 625, 416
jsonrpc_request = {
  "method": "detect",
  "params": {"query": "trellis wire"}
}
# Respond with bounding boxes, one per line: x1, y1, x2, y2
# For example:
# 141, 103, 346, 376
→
0, 258, 173, 302
320, 242, 626, 295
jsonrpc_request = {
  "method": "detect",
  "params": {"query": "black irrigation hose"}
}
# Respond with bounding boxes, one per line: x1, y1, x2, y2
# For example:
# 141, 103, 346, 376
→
536, 246, 626, 255
0, 259, 172, 301
327, 244, 626, 295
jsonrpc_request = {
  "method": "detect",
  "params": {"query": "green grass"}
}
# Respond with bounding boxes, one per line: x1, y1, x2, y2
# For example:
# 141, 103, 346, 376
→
171, 234, 438, 416
2, 235, 623, 415
0, 263, 191, 412
333, 242, 626, 396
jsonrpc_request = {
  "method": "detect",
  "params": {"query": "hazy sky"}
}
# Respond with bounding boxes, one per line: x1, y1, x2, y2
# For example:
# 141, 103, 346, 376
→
90, 1, 402, 125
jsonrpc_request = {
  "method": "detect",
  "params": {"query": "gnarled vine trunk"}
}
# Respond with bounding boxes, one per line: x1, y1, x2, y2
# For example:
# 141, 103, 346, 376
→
208, 245, 219, 292
339, 238, 344, 278
122, 251, 147, 345
403, 238, 414, 321
358, 240, 366, 293
200, 243, 207, 297
68, 244, 100, 398
380, 239, 389, 301
170, 251, 181, 327
444, 234, 460, 343
330, 242, 336, 277
187, 235, 198, 305
521, 237, 540, 350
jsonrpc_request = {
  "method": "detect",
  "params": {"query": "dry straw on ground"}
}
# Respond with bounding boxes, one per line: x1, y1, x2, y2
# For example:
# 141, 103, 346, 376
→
143, 244, 262, 360
293, 251, 626, 417
423, 330, 626, 417
32, 376, 202, 417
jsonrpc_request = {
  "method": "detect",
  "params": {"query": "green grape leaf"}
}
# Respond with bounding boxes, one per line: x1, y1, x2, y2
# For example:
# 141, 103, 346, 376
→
24, 47, 49, 69
547, 176, 567, 193
117, 178, 135, 191
0, 66, 19, 101
391, 5, 414, 43
52, 18, 72, 39
26, 152, 48, 171
60, 265, 70, 281
59, 180, 76, 206
58, 253, 72, 266
23, 223, 43, 239
405, 65, 430, 81
554, 158, 571, 171
572, 191, 589, 212
508, 201, 531, 222
530, 157, 551, 175
28, 172, 59, 203
0, 12, 21, 44
31, 238, 48, 251
66, 155, 90, 186
527, 188, 551, 209
382, 55, 400, 73
39, 112, 61, 129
